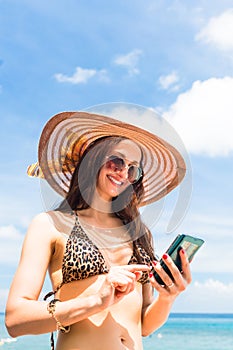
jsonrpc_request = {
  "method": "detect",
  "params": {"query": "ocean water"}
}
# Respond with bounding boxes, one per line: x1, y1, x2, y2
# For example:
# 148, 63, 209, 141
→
1, 313, 233, 349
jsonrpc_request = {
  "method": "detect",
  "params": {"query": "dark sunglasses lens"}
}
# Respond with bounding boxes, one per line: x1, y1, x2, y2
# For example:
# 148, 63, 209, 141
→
106, 156, 124, 171
128, 166, 141, 183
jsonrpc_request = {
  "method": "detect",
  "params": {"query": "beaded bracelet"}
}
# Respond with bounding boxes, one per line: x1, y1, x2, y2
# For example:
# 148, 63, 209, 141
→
47, 299, 70, 333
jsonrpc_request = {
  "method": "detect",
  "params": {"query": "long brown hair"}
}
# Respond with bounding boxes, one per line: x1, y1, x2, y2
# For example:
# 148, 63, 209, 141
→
56, 136, 155, 262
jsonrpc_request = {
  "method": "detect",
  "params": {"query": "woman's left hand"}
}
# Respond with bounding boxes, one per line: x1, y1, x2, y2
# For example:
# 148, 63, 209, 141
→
149, 249, 192, 298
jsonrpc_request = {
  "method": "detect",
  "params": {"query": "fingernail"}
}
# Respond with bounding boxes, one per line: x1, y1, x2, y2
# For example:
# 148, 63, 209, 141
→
149, 272, 153, 278
181, 249, 185, 254
162, 253, 168, 260
152, 260, 157, 266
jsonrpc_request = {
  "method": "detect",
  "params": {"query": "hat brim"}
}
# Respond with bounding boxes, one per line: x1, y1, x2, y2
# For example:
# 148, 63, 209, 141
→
33, 111, 186, 206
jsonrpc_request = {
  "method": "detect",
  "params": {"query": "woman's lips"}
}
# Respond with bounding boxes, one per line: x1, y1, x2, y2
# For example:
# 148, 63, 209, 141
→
107, 175, 124, 186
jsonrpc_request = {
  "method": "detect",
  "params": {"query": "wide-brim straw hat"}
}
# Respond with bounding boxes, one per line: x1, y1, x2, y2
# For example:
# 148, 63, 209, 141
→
27, 111, 186, 207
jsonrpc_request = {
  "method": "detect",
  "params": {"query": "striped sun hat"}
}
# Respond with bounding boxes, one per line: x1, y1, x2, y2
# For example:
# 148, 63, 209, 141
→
27, 111, 186, 206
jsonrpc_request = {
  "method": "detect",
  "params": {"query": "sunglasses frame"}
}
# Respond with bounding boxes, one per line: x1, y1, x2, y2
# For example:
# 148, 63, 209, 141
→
104, 155, 143, 184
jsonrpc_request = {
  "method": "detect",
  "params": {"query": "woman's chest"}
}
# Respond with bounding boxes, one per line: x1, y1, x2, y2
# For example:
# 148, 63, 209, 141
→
49, 227, 134, 291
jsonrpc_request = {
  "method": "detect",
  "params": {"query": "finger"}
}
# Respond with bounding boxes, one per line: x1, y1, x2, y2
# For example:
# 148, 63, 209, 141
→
162, 254, 182, 279
112, 276, 136, 296
115, 283, 133, 294
122, 264, 151, 273
134, 271, 143, 281
161, 253, 189, 290
149, 272, 170, 294
122, 269, 144, 282
152, 260, 176, 288
179, 249, 192, 284
115, 283, 133, 298
110, 272, 136, 289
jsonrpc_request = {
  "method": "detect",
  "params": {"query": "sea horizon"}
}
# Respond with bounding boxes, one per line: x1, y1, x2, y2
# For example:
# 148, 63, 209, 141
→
1, 312, 233, 350
2, 311, 233, 316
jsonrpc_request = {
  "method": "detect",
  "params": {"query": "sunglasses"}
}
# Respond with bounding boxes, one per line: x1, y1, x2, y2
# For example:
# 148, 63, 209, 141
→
104, 155, 143, 184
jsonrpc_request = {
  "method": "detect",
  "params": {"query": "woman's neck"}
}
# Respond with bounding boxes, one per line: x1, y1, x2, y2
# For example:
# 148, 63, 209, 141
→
89, 190, 113, 216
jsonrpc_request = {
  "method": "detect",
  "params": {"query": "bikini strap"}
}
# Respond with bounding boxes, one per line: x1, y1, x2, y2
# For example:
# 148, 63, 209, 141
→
43, 290, 56, 301
74, 211, 79, 225
43, 281, 63, 301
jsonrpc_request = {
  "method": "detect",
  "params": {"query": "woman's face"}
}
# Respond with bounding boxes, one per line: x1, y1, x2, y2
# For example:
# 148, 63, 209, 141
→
96, 139, 142, 201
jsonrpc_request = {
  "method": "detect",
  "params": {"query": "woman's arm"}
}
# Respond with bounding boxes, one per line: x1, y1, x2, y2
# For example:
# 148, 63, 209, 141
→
5, 213, 103, 337
5, 212, 149, 338
141, 249, 191, 336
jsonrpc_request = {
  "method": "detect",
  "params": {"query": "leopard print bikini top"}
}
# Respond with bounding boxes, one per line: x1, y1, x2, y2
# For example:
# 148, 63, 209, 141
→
44, 214, 152, 301
45, 214, 153, 350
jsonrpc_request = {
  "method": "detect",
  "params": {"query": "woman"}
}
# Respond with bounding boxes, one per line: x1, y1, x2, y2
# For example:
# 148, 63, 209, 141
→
5, 111, 191, 350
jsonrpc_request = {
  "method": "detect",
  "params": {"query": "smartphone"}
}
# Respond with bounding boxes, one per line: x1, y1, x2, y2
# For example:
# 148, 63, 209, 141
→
153, 234, 204, 285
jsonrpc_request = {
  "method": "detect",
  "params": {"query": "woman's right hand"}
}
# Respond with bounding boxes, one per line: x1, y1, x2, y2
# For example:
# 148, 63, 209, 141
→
98, 264, 150, 309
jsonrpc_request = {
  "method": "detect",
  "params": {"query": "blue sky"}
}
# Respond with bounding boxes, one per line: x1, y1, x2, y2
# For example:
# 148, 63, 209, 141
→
1, 0, 233, 314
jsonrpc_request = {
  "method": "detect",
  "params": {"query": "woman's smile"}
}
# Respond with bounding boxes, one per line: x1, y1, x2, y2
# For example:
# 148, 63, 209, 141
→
107, 175, 125, 187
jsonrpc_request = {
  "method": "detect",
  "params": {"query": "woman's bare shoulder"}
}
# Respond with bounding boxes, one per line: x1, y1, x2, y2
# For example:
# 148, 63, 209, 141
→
23, 211, 75, 253
28, 211, 57, 230
26, 211, 61, 240
29, 210, 74, 234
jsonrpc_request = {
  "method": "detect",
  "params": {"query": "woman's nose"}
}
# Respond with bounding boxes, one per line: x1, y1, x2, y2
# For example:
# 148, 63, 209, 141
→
117, 165, 129, 180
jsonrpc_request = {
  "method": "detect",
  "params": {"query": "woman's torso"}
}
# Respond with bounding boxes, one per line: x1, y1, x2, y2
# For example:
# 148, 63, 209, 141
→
47, 210, 147, 350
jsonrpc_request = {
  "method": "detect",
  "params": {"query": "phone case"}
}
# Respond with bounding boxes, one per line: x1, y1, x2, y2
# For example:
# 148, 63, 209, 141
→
153, 234, 204, 285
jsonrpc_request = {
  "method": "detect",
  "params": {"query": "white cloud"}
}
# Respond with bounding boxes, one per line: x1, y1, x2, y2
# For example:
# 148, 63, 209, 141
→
54, 66, 109, 84
114, 49, 143, 75
163, 76, 233, 157
158, 71, 180, 91
96, 69, 110, 83
0, 225, 23, 265
194, 279, 233, 293
86, 103, 189, 158
0, 225, 22, 240
172, 278, 233, 313
196, 9, 233, 52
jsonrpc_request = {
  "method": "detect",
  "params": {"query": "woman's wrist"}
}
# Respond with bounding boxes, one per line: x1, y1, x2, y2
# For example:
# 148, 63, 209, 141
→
52, 293, 105, 327
157, 292, 177, 305
87, 293, 103, 310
